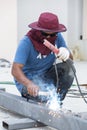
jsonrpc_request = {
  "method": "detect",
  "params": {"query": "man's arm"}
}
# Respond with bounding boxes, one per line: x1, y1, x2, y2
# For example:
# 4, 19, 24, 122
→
11, 63, 39, 97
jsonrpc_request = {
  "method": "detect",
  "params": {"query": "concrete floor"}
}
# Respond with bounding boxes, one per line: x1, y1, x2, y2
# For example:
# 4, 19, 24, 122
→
0, 61, 87, 130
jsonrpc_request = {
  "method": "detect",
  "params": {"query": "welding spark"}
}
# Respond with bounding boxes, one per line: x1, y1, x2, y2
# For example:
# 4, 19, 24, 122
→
46, 89, 62, 110
47, 98, 60, 111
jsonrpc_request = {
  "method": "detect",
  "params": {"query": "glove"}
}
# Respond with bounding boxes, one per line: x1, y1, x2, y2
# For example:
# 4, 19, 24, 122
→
57, 47, 70, 61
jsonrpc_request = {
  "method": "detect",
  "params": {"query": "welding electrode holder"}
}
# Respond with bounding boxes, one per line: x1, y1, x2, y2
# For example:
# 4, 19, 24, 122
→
43, 39, 76, 73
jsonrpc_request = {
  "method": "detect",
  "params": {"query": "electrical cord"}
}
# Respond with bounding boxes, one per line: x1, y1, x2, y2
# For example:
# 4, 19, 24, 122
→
54, 58, 87, 104
66, 59, 87, 104
54, 59, 59, 91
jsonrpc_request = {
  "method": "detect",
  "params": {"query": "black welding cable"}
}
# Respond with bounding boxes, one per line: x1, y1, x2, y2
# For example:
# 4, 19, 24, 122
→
54, 58, 87, 104
54, 59, 59, 89
64, 59, 87, 104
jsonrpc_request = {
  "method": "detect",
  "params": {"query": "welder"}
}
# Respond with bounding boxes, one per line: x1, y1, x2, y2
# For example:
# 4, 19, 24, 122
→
11, 12, 75, 104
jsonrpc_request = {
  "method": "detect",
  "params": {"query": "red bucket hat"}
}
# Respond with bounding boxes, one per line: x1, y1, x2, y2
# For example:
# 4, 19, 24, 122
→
28, 12, 67, 33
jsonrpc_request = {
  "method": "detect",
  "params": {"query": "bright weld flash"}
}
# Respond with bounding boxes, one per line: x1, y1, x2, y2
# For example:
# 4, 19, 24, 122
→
46, 90, 60, 111
48, 99, 60, 111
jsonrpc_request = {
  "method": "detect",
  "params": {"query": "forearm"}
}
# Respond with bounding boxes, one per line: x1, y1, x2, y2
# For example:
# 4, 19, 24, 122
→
11, 63, 32, 88
11, 63, 39, 96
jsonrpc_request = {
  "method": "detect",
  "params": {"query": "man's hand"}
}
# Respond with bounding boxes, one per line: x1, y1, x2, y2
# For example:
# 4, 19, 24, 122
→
57, 47, 70, 61
27, 82, 39, 97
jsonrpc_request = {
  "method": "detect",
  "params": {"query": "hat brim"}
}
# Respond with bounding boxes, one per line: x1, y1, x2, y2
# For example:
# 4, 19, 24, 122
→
28, 22, 67, 33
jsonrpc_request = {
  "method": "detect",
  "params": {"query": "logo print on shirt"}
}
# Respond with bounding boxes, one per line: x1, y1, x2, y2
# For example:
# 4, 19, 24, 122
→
37, 53, 47, 59
37, 52, 54, 59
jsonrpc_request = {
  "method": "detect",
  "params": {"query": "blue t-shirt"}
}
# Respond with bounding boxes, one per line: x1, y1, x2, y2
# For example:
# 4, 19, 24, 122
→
13, 33, 67, 92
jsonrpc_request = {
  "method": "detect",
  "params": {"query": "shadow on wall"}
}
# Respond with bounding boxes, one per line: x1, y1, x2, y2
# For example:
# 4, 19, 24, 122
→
70, 40, 87, 61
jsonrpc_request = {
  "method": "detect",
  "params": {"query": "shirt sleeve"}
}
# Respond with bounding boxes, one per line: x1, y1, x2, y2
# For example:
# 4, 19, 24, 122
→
56, 33, 67, 48
13, 36, 30, 65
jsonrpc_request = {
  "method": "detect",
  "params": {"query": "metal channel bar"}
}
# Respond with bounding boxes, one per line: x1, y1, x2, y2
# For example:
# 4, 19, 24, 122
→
3, 118, 45, 130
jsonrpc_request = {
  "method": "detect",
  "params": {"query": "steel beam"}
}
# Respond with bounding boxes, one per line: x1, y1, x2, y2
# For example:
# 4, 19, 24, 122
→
0, 90, 87, 130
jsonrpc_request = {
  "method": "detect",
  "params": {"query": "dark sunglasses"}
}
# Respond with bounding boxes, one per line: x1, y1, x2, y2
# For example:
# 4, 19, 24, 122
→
41, 31, 57, 37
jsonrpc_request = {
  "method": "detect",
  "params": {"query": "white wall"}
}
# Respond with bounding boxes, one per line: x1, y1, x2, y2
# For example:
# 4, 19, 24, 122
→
83, 0, 87, 39
17, 0, 68, 42
0, 0, 17, 62
67, 0, 87, 60
67, 0, 83, 45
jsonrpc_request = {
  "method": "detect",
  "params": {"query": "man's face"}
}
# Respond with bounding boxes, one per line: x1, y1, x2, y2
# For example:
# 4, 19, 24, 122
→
41, 31, 58, 38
